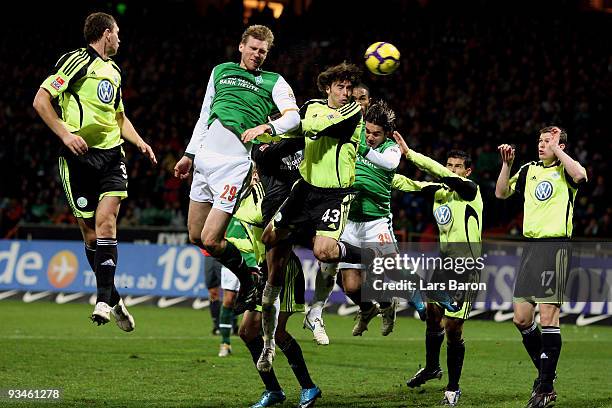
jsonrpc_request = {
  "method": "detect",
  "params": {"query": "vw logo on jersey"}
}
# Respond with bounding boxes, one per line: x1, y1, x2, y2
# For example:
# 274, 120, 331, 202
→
434, 205, 452, 225
535, 180, 553, 201
97, 79, 114, 103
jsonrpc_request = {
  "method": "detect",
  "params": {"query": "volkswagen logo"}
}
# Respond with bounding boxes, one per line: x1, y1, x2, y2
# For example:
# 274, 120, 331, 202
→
434, 205, 452, 225
535, 181, 553, 201
97, 79, 115, 103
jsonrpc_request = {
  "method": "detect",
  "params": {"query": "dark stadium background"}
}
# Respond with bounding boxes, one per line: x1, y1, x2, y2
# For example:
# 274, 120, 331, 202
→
1, 0, 610, 240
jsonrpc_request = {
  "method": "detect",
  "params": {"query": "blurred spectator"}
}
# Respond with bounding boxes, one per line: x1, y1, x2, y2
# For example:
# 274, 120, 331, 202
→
1, 0, 610, 238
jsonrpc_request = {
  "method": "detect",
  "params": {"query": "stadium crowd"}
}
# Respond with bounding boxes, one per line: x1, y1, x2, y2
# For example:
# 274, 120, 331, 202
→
1, 0, 610, 239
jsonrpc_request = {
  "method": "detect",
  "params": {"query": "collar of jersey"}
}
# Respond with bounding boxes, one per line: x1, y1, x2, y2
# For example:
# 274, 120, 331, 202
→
87, 45, 108, 62
537, 160, 560, 168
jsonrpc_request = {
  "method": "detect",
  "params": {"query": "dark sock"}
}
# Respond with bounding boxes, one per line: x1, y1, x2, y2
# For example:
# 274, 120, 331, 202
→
359, 301, 374, 312
94, 238, 118, 305
219, 305, 233, 344
210, 299, 221, 331
446, 340, 465, 391
425, 328, 445, 370
245, 336, 282, 392
232, 315, 239, 335
216, 242, 252, 287
345, 288, 362, 306
86, 243, 120, 306
519, 322, 542, 374
279, 336, 315, 389
540, 326, 561, 392
337, 241, 372, 264
378, 301, 391, 309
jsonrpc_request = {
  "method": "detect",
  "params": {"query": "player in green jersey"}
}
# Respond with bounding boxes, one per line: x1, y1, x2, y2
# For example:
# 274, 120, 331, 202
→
393, 132, 482, 407
495, 126, 587, 408
174, 25, 300, 315
33, 12, 157, 329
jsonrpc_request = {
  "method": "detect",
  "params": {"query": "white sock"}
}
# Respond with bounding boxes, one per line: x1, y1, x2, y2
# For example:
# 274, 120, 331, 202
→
262, 282, 282, 349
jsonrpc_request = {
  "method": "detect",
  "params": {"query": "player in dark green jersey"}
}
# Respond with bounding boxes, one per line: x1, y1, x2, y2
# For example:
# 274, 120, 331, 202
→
393, 132, 482, 407
496, 126, 587, 408
33, 12, 157, 329
174, 25, 300, 316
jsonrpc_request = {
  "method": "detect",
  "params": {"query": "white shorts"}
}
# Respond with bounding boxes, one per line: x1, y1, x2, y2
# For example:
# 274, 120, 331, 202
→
221, 266, 241, 292
338, 215, 398, 270
189, 149, 252, 213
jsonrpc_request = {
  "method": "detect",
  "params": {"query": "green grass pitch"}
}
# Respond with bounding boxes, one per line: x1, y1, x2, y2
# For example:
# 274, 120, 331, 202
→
0, 300, 611, 407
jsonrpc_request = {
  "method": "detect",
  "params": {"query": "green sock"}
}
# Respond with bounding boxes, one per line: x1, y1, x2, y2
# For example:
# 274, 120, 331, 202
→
219, 305, 234, 345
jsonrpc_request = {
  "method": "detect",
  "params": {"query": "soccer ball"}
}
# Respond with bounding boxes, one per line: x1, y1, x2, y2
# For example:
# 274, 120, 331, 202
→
364, 42, 400, 75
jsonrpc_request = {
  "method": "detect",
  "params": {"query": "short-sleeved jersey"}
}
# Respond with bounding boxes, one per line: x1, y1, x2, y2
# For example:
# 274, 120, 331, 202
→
349, 138, 399, 222
208, 62, 296, 136
509, 160, 579, 238
287, 99, 363, 188
41, 46, 124, 149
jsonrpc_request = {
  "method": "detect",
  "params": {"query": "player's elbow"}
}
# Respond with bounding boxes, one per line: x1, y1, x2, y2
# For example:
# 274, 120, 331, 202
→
33, 88, 51, 114
32, 93, 44, 114
495, 188, 510, 199
573, 169, 588, 184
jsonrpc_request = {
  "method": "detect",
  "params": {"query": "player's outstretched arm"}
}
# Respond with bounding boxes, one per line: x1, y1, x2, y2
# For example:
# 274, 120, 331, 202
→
33, 88, 88, 155
392, 131, 456, 179
495, 144, 515, 199
392, 174, 433, 192
116, 112, 157, 165
549, 128, 588, 184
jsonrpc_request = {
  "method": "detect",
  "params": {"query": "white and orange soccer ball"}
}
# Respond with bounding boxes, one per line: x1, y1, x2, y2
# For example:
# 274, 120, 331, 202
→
364, 42, 401, 75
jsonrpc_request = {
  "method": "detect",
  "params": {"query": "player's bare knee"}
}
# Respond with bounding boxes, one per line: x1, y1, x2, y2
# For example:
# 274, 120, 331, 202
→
208, 287, 220, 301
222, 291, 236, 307
513, 315, 533, 330
202, 236, 223, 256
343, 280, 360, 294
188, 230, 203, 247
239, 325, 256, 343
314, 247, 335, 263
445, 321, 464, 344
261, 227, 276, 247
95, 219, 116, 238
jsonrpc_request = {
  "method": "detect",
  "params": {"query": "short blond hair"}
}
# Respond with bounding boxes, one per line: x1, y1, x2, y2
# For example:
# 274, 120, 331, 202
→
241, 25, 274, 48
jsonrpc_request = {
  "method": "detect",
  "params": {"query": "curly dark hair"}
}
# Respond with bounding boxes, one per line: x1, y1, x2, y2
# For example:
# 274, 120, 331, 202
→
84, 12, 117, 44
317, 62, 362, 93
364, 100, 396, 133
